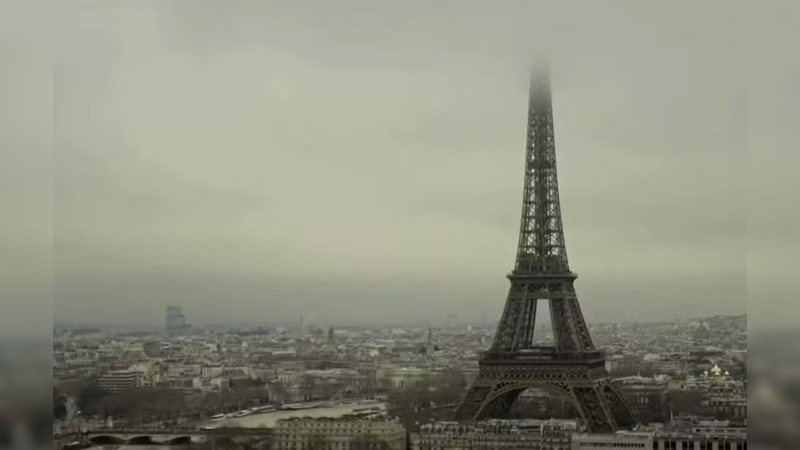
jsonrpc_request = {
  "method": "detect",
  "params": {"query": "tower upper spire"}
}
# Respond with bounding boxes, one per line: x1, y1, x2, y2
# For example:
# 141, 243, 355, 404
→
515, 65, 569, 274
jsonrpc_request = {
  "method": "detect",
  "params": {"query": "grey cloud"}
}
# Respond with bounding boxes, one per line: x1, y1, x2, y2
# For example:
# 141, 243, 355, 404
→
36, 0, 800, 328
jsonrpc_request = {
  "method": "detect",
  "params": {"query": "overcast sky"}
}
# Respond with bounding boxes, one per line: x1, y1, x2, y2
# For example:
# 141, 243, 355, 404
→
4, 1, 798, 333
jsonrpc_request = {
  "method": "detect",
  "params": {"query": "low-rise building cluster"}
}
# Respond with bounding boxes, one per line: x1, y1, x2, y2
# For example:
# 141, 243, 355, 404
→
53, 313, 746, 448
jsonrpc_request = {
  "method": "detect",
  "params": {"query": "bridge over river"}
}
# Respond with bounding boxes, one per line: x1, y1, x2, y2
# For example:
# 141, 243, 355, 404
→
82, 427, 273, 446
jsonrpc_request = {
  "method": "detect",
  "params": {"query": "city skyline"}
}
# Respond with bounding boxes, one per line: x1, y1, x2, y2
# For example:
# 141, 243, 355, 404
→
53, 2, 747, 327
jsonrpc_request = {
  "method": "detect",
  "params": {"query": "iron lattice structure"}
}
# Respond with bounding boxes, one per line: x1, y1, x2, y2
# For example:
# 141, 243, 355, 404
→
454, 68, 635, 432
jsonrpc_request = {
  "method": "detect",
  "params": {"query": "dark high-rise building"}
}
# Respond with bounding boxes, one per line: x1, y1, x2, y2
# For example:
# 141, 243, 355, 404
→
166, 305, 189, 334
454, 67, 634, 432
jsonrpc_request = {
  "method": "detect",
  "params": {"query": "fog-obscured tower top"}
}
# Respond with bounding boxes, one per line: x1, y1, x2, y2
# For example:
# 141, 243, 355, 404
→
515, 64, 570, 275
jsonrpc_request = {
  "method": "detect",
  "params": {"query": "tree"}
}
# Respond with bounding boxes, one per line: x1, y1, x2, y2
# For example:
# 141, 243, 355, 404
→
76, 381, 107, 414
103, 388, 187, 419
53, 388, 67, 421
668, 389, 709, 416
53, 400, 67, 421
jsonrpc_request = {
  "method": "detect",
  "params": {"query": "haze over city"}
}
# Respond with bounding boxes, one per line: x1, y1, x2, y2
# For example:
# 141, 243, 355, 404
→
47, 2, 757, 328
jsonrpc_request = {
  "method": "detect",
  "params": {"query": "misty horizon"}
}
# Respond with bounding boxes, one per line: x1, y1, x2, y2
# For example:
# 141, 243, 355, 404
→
55, 313, 747, 332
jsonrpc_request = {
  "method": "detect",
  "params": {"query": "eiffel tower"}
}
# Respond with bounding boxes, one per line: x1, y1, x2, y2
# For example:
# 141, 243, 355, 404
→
454, 67, 635, 432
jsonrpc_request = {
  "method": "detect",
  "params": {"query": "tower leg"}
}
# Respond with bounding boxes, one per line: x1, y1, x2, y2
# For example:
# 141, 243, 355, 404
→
454, 385, 491, 420
480, 390, 519, 419
570, 386, 616, 432
603, 382, 637, 428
